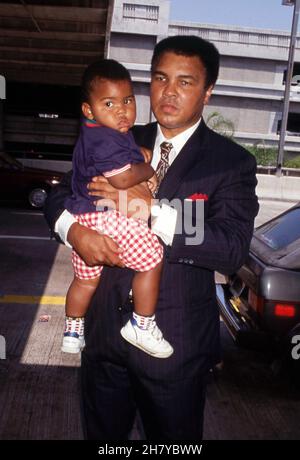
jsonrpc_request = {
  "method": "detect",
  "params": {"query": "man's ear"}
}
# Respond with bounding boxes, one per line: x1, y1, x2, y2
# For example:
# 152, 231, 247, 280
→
82, 102, 93, 119
204, 85, 214, 105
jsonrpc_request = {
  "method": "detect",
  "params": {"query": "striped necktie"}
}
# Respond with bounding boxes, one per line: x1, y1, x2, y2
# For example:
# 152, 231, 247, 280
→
155, 141, 173, 195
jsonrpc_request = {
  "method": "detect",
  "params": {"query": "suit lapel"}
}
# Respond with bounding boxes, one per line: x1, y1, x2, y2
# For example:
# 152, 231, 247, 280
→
157, 120, 211, 201
132, 122, 157, 150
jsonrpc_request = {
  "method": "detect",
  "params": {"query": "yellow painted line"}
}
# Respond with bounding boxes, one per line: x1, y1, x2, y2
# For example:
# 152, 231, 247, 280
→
0, 295, 66, 305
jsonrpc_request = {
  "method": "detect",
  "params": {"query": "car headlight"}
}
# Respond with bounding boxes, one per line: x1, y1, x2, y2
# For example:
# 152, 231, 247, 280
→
46, 178, 60, 186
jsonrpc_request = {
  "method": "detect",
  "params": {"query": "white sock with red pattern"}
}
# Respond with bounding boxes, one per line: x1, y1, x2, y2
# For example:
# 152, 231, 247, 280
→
132, 312, 155, 330
64, 316, 85, 336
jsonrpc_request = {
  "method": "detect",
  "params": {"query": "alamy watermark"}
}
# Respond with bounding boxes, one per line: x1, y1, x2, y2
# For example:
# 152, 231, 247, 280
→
291, 334, 300, 360
0, 75, 5, 100
0, 335, 6, 360
96, 192, 205, 246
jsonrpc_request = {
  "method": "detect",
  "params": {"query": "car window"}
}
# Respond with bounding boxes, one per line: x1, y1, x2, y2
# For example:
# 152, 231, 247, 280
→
258, 208, 300, 250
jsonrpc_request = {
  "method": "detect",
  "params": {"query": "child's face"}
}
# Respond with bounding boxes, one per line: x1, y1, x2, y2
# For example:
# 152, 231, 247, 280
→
82, 78, 136, 133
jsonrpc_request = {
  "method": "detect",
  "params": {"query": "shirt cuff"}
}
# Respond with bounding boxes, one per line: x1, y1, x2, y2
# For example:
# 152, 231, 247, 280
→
54, 209, 76, 248
151, 203, 177, 246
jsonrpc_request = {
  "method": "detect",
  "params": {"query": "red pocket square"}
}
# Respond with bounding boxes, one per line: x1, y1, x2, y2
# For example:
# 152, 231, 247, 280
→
187, 193, 208, 201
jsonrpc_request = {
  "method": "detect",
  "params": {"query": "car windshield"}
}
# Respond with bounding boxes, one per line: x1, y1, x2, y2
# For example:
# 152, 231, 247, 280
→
258, 207, 300, 250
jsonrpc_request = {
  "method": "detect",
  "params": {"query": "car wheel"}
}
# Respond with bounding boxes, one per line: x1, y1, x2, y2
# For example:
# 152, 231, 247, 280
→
28, 187, 48, 208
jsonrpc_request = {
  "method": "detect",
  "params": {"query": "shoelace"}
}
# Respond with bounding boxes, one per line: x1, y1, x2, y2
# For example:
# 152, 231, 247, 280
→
147, 320, 163, 342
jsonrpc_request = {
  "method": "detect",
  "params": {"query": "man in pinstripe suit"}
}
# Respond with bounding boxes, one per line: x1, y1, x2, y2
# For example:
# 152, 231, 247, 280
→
45, 35, 259, 439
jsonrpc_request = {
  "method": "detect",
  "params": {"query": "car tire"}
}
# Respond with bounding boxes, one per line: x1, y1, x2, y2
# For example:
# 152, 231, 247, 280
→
28, 187, 48, 208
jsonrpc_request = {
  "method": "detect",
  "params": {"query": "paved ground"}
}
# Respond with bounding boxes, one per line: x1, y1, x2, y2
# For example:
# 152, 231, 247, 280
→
254, 199, 296, 227
0, 199, 299, 440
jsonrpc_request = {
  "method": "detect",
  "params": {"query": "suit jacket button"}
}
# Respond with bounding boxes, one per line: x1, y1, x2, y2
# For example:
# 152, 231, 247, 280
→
189, 259, 194, 264
178, 258, 183, 263
183, 258, 189, 264
118, 307, 122, 311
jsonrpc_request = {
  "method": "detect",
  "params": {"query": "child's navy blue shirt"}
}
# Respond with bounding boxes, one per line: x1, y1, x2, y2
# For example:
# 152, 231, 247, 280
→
65, 120, 144, 214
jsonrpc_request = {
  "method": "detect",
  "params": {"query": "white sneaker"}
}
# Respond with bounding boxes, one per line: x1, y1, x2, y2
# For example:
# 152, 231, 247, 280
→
120, 319, 174, 358
61, 333, 85, 353
61, 316, 85, 354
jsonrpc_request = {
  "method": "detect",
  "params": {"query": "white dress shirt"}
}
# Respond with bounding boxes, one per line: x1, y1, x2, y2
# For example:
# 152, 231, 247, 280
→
151, 119, 201, 169
55, 118, 201, 247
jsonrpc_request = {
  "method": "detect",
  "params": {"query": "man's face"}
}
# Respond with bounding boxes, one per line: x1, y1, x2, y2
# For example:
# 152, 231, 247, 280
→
150, 51, 213, 138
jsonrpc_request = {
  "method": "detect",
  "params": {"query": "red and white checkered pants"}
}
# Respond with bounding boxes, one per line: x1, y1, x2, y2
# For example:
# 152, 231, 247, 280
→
72, 210, 163, 280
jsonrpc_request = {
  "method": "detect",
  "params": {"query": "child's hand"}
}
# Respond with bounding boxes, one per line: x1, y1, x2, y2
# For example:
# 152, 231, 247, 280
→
140, 146, 153, 163
147, 173, 158, 196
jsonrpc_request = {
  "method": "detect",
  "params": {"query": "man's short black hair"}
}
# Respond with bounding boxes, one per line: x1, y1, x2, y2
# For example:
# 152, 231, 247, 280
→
151, 35, 220, 88
81, 59, 132, 103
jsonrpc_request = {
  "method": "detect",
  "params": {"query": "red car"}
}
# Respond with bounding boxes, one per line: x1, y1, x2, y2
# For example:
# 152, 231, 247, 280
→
0, 152, 63, 208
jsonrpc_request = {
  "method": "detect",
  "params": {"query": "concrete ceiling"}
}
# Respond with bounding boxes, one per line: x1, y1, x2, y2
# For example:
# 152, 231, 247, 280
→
0, 0, 111, 86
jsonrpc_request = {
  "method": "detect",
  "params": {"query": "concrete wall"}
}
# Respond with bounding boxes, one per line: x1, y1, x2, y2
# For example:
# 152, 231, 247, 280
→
133, 82, 151, 124
219, 56, 277, 85
256, 174, 300, 201
205, 96, 274, 135
111, 0, 170, 37
109, 32, 156, 64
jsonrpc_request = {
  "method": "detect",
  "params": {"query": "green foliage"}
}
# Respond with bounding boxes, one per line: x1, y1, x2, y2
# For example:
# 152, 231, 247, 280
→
206, 111, 235, 138
206, 113, 300, 169
244, 144, 300, 169
245, 144, 277, 166
284, 156, 300, 169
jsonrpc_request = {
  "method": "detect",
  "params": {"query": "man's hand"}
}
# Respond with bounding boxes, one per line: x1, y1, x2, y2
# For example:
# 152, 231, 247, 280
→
147, 173, 158, 196
88, 176, 153, 220
67, 222, 125, 268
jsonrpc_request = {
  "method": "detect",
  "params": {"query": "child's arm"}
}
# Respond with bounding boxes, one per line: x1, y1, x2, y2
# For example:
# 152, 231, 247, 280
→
106, 162, 155, 190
